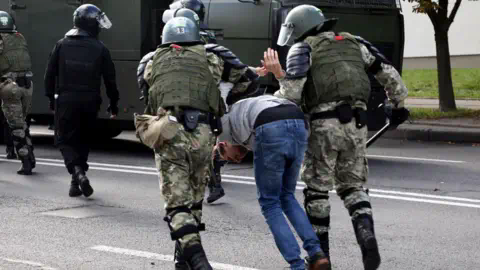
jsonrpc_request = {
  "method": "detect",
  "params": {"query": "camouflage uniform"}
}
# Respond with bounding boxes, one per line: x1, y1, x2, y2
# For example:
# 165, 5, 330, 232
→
0, 32, 35, 174
274, 31, 408, 262
144, 43, 256, 252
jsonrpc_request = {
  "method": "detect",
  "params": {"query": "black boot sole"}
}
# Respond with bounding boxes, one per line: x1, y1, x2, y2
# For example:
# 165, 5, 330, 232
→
69, 186, 83, 197
80, 179, 94, 197
17, 170, 32, 175
175, 262, 190, 270
206, 189, 225, 203
363, 237, 381, 270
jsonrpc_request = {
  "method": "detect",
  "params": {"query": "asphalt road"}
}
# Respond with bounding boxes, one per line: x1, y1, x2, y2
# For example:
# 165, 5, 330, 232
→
0, 126, 479, 270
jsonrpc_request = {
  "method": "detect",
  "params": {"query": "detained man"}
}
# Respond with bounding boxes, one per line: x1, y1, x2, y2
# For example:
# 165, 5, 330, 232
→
216, 95, 329, 270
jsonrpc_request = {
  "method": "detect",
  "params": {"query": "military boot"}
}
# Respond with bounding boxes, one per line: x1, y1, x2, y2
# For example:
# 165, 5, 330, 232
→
306, 251, 330, 270
206, 171, 225, 203
28, 146, 36, 169
69, 174, 83, 197
17, 156, 33, 175
74, 166, 94, 197
6, 146, 17, 159
174, 241, 190, 270
318, 233, 331, 270
183, 244, 213, 270
352, 214, 381, 270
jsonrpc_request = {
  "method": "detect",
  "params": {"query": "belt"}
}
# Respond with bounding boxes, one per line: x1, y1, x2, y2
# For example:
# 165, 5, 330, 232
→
254, 104, 305, 129
310, 107, 366, 122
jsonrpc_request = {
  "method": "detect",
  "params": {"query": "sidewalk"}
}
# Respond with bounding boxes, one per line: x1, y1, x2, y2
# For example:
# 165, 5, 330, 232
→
375, 98, 480, 144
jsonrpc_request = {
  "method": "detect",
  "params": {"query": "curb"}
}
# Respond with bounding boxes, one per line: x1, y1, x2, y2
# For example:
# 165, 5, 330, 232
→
371, 124, 480, 144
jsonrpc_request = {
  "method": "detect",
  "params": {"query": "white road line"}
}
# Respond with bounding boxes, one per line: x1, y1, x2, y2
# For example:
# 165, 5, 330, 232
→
0, 257, 57, 270
2, 157, 479, 208
369, 194, 480, 209
91, 245, 260, 270
366, 154, 465, 163
368, 188, 480, 203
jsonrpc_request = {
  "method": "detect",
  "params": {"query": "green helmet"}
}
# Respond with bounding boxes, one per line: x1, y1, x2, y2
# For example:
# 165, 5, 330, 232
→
162, 8, 201, 29
161, 17, 201, 45
277, 5, 337, 46
0, 11, 16, 33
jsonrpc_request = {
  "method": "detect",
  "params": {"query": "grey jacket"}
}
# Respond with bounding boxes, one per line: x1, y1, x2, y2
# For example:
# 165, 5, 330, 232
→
218, 95, 297, 150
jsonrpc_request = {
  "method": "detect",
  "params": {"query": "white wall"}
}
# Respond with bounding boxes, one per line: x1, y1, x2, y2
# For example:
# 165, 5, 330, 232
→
402, 1, 480, 58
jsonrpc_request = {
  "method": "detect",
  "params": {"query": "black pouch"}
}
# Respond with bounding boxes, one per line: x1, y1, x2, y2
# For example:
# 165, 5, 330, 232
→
16, 77, 31, 88
335, 103, 353, 124
183, 110, 201, 132
209, 114, 223, 136
354, 109, 368, 129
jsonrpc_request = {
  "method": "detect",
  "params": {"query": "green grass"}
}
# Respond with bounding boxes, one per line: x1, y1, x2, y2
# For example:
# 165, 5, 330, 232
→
409, 107, 480, 120
402, 68, 480, 99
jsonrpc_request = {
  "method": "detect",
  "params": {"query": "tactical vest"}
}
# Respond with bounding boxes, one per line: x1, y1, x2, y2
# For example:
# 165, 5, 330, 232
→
149, 44, 221, 116
302, 32, 371, 112
0, 33, 31, 76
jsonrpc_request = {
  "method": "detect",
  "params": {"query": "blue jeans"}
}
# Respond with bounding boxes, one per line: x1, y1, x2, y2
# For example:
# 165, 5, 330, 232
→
254, 119, 322, 270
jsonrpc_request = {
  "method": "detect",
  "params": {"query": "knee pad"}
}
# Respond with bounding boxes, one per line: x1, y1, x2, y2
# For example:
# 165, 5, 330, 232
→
338, 187, 372, 216
164, 202, 205, 241
164, 206, 199, 241
303, 187, 331, 228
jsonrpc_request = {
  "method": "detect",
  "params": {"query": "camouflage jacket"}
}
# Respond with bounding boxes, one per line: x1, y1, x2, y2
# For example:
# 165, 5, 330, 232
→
274, 32, 408, 114
143, 44, 257, 115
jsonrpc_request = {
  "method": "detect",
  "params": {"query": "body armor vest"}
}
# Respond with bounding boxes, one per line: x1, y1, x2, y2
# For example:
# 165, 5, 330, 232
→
0, 33, 31, 76
149, 45, 221, 116
303, 32, 371, 112
57, 36, 104, 93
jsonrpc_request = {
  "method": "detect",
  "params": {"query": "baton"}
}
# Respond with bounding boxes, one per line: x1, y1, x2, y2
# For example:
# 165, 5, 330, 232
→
366, 120, 391, 148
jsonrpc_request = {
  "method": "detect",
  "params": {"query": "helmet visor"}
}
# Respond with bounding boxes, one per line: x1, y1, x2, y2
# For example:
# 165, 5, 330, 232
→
277, 23, 294, 46
97, 12, 112, 29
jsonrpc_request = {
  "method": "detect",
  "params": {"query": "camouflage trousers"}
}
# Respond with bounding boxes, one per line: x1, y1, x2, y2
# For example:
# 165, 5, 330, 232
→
301, 117, 372, 234
154, 122, 215, 249
0, 79, 33, 157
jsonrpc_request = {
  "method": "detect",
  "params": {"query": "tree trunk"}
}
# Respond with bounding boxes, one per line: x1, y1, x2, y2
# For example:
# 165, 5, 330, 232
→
434, 29, 457, 111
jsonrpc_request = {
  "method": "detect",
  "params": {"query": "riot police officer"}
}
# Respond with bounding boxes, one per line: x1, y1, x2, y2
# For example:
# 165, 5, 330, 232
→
262, 5, 409, 270
44, 4, 119, 197
0, 11, 35, 174
143, 17, 258, 270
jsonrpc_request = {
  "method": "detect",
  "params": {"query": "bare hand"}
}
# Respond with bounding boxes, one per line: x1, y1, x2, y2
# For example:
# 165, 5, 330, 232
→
254, 66, 268, 77
110, 114, 117, 119
262, 48, 285, 79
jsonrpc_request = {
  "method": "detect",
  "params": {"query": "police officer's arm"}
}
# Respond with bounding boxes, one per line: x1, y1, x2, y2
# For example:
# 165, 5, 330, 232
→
0, 35, 4, 57
205, 44, 260, 105
137, 51, 156, 104
143, 59, 155, 115
271, 43, 311, 106
101, 46, 120, 113
355, 36, 408, 107
44, 42, 61, 109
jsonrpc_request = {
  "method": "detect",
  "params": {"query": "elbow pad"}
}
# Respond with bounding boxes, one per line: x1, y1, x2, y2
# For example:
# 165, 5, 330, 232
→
205, 44, 248, 81
355, 35, 392, 74
285, 42, 311, 79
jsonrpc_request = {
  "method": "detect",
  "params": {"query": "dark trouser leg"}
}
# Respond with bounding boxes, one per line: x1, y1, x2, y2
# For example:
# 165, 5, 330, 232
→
4, 124, 16, 159
207, 148, 226, 203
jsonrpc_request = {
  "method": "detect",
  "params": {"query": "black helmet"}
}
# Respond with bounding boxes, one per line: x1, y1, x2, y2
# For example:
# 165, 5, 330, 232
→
161, 17, 201, 46
169, 0, 207, 29
162, 8, 201, 29
277, 5, 337, 46
73, 4, 112, 37
0, 11, 16, 33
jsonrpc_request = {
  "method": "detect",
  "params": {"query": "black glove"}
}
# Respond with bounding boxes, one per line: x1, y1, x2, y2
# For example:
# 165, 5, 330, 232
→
389, 107, 410, 127
107, 103, 119, 115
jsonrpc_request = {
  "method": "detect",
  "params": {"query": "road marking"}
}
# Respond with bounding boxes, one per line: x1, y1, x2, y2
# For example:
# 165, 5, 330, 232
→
366, 154, 465, 164
91, 245, 260, 270
2, 157, 479, 208
0, 257, 57, 270
368, 194, 480, 209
